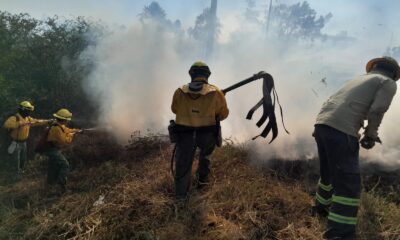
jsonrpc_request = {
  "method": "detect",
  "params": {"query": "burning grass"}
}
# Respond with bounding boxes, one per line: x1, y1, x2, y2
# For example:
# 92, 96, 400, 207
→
0, 132, 399, 239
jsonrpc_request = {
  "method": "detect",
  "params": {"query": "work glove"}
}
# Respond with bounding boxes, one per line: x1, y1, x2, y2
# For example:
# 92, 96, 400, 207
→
74, 129, 84, 134
69, 129, 83, 136
48, 119, 56, 125
360, 136, 381, 150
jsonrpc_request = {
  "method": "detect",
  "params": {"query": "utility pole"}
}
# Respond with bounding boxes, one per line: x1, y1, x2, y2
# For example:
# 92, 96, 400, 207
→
265, 0, 273, 35
205, 0, 218, 60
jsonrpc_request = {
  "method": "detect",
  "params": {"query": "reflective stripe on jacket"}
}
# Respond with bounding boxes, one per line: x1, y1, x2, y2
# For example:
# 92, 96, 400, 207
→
171, 83, 229, 127
316, 72, 397, 138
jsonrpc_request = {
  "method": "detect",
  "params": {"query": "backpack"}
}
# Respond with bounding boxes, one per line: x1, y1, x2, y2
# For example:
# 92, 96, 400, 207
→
34, 126, 51, 153
35, 124, 64, 153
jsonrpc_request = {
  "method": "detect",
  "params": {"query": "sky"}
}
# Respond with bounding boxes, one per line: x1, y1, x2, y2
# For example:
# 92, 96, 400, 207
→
1, 0, 399, 44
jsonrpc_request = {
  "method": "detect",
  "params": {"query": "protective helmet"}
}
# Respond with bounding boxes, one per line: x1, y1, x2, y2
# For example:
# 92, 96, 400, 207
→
366, 56, 400, 80
19, 101, 35, 111
53, 108, 72, 121
189, 61, 211, 80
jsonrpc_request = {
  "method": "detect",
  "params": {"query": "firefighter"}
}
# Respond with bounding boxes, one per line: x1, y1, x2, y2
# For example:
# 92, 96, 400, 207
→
312, 56, 400, 239
2, 101, 52, 173
45, 109, 81, 193
170, 61, 229, 199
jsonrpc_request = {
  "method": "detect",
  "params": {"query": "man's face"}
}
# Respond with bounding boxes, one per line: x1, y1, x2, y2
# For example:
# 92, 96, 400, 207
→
19, 108, 31, 117
57, 119, 68, 125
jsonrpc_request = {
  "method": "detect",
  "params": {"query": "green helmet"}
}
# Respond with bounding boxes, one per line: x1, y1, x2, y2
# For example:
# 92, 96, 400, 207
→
189, 61, 211, 80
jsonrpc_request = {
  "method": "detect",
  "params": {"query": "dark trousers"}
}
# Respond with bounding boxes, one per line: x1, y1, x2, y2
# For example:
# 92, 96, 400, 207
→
314, 124, 361, 240
175, 130, 216, 198
46, 148, 69, 188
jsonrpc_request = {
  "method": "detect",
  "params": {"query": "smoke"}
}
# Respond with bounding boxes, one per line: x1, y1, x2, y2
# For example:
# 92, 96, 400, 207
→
82, 1, 400, 167
82, 22, 195, 138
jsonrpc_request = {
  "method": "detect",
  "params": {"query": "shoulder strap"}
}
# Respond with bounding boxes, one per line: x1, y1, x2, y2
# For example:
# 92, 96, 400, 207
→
9, 114, 21, 122
51, 123, 65, 133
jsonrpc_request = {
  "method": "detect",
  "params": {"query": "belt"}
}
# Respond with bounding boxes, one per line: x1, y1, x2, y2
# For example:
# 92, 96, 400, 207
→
175, 124, 217, 133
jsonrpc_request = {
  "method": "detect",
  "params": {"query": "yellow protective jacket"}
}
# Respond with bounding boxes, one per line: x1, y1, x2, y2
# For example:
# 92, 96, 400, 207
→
47, 124, 79, 148
171, 83, 229, 127
3, 113, 50, 141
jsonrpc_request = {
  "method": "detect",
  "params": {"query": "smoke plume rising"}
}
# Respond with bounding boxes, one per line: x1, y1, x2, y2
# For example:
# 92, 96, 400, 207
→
82, 1, 400, 167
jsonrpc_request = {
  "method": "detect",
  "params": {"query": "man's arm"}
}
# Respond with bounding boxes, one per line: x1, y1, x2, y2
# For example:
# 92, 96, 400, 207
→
215, 90, 229, 121
171, 89, 180, 114
3, 116, 19, 129
52, 127, 74, 146
364, 81, 397, 139
29, 118, 53, 127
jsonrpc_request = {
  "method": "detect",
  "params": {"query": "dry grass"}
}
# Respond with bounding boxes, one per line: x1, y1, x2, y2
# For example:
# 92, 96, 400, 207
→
358, 192, 400, 240
0, 133, 399, 240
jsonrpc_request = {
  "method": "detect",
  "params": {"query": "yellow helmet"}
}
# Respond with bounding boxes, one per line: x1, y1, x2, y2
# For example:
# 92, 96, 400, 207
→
53, 108, 72, 121
191, 61, 208, 68
189, 61, 211, 80
19, 101, 35, 111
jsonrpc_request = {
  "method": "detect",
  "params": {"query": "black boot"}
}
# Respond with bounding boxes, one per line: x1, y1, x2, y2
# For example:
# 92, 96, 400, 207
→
310, 205, 329, 218
196, 173, 209, 190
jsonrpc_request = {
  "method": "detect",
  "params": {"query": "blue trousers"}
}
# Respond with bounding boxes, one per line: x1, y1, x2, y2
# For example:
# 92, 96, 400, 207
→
314, 124, 361, 240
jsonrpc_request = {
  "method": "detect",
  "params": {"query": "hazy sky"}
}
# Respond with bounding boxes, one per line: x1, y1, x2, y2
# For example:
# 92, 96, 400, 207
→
1, 0, 399, 44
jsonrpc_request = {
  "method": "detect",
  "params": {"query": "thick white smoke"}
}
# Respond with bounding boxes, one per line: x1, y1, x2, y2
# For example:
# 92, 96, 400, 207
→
82, 3, 400, 167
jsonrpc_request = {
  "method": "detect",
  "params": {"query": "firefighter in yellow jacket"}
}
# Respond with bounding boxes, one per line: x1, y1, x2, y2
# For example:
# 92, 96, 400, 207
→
3, 101, 52, 173
45, 109, 81, 193
171, 61, 229, 198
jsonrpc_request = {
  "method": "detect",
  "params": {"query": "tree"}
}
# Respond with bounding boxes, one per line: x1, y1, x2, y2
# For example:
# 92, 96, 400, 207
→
188, 0, 220, 59
139, 1, 181, 33
245, 0, 260, 23
269, 1, 332, 41
139, 1, 166, 22
0, 11, 100, 121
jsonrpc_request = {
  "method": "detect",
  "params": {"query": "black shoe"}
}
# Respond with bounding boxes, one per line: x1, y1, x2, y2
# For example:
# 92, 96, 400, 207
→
58, 184, 68, 195
310, 205, 329, 218
324, 230, 356, 240
197, 180, 209, 190
195, 172, 209, 190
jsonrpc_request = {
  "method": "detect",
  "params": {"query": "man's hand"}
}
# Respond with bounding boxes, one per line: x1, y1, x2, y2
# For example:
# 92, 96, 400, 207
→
73, 129, 84, 134
360, 136, 381, 150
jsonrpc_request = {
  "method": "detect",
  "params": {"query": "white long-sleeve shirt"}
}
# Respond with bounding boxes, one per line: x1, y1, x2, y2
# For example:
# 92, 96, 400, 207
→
316, 72, 397, 139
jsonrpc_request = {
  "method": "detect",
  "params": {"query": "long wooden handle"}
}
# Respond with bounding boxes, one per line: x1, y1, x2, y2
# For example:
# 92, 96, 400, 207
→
222, 71, 271, 94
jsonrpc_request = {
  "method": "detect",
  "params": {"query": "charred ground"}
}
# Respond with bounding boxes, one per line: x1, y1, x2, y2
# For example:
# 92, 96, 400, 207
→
0, 132, 399, 240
